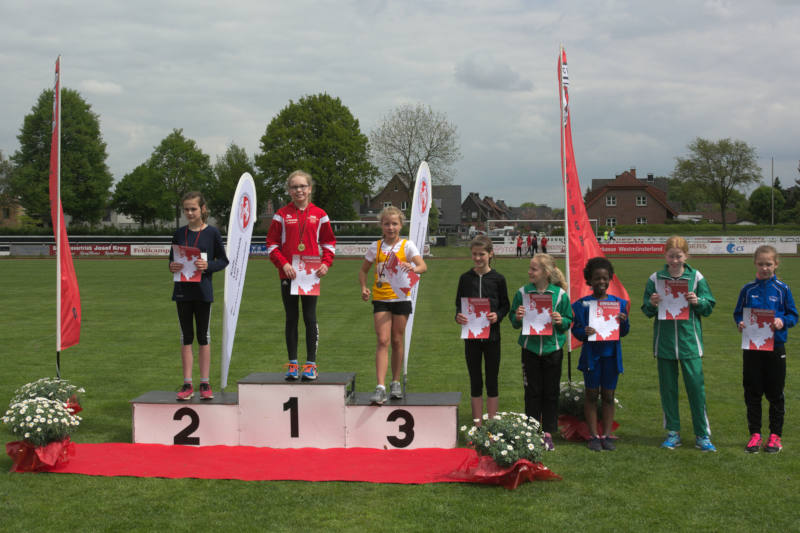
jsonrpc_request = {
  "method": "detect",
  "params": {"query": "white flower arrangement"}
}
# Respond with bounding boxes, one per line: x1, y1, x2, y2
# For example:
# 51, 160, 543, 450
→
10, 377, 84, 407
2, 397, 82, 448
461, 412, 546, 467
559, 381, 622, 420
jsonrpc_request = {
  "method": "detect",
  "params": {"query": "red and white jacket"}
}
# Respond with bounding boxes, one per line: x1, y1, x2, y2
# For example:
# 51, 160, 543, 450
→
266, 202, 336, 280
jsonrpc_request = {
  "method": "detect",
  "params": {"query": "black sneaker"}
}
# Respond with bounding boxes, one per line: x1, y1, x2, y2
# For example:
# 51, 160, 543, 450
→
602, 436, 617, 451
587, 436, 603, 452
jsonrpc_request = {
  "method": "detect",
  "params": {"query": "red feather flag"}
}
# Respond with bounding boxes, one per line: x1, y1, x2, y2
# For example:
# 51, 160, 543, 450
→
558, 47, 628, 349
49, 56, 81, 352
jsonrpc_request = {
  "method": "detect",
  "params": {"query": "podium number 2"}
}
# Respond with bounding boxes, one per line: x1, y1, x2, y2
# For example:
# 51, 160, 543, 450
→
283, 396, 299, 438
387, 409, 415, 448
173, 407, 200, 445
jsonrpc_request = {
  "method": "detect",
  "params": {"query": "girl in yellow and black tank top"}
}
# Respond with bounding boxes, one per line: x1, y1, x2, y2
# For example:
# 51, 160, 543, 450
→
359, 206, 427, 404
371, 238, 410, 301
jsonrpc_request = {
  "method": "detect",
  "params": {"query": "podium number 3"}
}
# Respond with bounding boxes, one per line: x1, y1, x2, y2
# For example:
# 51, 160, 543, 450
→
283, 397, 299, 438
387, 409, 415, 448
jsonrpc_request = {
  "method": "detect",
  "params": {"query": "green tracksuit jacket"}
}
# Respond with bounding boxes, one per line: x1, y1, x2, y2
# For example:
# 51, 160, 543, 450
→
641, 264, 715, 359
510, 283, 572, 354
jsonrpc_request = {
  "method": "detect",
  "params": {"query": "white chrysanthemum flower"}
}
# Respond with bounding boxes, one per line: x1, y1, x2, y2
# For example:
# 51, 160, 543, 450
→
501, 450, 508, 456
460, 425, 467, 431
482, 414, 489, 420
506, 445, 513, 450
528, 443, 534, 450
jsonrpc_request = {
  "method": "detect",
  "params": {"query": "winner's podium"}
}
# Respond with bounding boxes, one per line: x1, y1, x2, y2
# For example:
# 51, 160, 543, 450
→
131, 372, 460, 449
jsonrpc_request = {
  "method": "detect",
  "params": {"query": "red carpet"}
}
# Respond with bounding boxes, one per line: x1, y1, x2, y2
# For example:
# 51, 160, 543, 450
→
46, 443, 482, 483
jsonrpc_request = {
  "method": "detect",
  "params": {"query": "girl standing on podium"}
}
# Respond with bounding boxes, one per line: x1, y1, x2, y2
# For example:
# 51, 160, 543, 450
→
359, 206, 427, 404
266, 170, 336, 382
168, 191, 228, 401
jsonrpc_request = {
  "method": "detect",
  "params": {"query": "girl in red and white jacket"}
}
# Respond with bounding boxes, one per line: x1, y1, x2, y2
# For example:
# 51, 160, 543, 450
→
266, 170, 336, 381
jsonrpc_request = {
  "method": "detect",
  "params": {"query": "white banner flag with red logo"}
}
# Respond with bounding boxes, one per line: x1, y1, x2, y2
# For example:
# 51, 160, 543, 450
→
559, 47, 628, 349
403, 162, 431, 378
49, 56, 81, 352
221, 173, 257, 389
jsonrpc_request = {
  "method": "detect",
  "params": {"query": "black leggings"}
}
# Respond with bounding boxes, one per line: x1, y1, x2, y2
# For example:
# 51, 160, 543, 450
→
281, 280, 318, 362
176, 301, 211, 346
521, 347, 563, 434
464, 339, 501, 397
743, 346, 786, 436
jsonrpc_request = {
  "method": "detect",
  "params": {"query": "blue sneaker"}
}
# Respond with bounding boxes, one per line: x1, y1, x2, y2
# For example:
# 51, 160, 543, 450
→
284, 361, 299, 381
301, 363, 318, 381
661, 431, 681, 449
696, 436, 717, 452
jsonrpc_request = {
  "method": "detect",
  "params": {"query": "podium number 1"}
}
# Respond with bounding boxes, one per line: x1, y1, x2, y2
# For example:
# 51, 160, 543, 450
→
283, 396, 299, 438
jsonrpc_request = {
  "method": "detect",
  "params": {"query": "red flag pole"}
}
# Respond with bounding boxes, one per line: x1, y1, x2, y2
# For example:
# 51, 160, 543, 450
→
49, 56, 82, 376
54, 56, 63, 376
558, 45, 572, 382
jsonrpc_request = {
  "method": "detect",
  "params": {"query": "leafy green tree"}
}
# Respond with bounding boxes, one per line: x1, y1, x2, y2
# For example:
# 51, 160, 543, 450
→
369, 103, 462, 199
672, 138, 761, 231
147, 129, 214, 229
209, 143, 258, 232
111, 164, 171, 229
428, 203, 440, 234
255, 93, 378, 219
0, 150, 15, 210
748, 185, 785, 224
10, 88, 113, 225
666, 177, 712, 212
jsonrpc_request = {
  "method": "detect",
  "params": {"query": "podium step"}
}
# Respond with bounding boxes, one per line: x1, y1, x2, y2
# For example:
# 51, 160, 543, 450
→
131, 372, 460, 449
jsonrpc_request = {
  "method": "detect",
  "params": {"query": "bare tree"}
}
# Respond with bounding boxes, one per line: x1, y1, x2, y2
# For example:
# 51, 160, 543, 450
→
369, 103, 462, 196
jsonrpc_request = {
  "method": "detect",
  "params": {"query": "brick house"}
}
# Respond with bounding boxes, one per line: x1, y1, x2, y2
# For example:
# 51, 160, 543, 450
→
0, 201, 24, 228
367, 173, 411, 214
461, 192, 512, 228
585, 168, 678, 226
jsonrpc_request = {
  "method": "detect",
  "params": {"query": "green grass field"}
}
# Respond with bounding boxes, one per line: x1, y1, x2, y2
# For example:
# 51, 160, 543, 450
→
1, 252, 798, 531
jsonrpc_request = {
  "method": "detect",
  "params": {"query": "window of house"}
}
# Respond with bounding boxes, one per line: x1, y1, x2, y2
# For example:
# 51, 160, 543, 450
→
636, 217, 647, 224
471, 211, 478, 219
606, 217, 616, 227
394, 184, 398, 191
606, 195, 616, 207
636, 195, 647, 206
401, 201, 408, 210
1, 207, 9, 219
383, 201, 392, 208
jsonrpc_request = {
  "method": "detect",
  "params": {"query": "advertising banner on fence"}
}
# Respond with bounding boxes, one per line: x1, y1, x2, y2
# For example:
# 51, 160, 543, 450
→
495, 236, 796, 256
50, 244, 131, 256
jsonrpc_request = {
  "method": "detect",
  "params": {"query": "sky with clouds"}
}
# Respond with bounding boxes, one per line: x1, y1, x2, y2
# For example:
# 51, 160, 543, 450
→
2, 0, 799, 210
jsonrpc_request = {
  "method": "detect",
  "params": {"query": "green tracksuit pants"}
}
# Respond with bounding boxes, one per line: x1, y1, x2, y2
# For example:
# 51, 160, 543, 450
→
657, 357, 711, 438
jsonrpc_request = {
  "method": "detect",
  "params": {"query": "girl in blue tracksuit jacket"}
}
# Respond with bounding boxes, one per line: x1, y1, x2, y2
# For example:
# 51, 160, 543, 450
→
733, 245, 798, 453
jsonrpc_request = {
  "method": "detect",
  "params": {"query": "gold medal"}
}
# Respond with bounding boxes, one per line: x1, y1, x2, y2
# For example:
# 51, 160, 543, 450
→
297, 243, 305, 252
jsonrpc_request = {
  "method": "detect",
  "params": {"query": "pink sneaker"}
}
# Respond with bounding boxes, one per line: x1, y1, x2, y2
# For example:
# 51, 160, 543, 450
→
199, 382, 214, 400
745, 433, 762, 453
176, 383, 193, 401
765, 433, 782, 454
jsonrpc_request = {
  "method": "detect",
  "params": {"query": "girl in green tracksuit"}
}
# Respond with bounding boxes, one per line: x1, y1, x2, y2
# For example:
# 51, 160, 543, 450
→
642, 236, 717, 452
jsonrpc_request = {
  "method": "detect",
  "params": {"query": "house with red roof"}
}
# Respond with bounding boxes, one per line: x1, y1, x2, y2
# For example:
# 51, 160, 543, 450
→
585, 168, 679, 227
